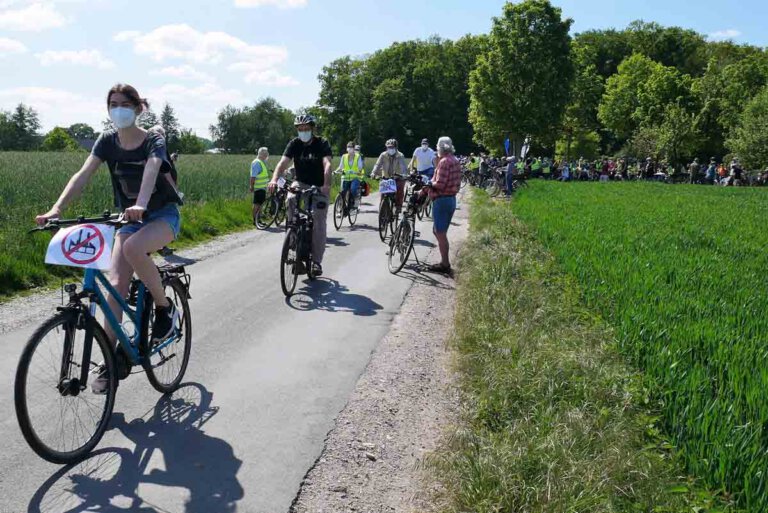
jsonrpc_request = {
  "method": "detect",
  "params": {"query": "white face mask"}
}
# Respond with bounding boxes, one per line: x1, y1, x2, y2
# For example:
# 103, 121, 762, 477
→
298, 130, 312, 143
422, 144, 428, 150
109, 107, 137, 129
387, 148, 396, 156
347, 147, 355, 154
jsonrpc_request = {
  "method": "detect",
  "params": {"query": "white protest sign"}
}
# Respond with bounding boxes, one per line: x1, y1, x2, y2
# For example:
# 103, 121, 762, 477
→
45, 223, 115, 270
380, 179, 397, 193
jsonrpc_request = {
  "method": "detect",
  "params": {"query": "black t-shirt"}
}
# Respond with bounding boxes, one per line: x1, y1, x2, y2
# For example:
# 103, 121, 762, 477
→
283, 136, 333, 187
92, 130, 178, 211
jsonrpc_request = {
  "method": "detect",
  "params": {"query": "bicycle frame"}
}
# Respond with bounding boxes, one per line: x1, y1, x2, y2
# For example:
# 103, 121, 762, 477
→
79, 268, 180, 367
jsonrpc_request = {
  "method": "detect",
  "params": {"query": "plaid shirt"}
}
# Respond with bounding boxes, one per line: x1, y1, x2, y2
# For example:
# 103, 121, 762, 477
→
429, 153, 461, 199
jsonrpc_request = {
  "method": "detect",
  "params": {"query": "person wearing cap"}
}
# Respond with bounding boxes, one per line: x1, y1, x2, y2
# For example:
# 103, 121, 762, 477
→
421, 136, 461, 275
371, 138, 408, 210
410, 138, 437, 180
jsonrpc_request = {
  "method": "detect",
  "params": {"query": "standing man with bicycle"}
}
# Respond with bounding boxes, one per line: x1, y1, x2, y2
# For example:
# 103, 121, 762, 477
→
250, 147, 271, 225
410, 138, 437, 180
371, 138, 408, 211
268, 114, 332, 276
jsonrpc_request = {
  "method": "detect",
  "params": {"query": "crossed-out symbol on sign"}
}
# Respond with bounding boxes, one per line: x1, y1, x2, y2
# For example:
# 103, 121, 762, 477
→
60, 224, 106, 265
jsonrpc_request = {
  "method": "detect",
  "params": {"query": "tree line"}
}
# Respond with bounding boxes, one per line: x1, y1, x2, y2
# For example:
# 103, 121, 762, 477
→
0, 102, 212, 154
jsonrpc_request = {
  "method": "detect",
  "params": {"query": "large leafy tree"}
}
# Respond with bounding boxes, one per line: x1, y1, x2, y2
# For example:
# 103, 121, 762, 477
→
177, 129, 206, 154
209, 97, 295, 153
137, 108, 159, 130
468, 0, 574, 152
67, 123, 97, 140
727, 86, 768, 169
0, 103, 41, 150
41, 127, 81, 152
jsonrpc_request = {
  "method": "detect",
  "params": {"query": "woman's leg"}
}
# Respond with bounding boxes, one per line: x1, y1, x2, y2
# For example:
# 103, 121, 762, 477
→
105, 233, 134, 343
121, 220, 174, 307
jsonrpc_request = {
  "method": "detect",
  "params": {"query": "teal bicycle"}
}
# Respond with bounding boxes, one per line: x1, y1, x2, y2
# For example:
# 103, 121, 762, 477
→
14, 212, 192, 464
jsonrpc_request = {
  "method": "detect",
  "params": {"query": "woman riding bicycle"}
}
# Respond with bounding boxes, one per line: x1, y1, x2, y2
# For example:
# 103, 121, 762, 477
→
36, 84, 182, 361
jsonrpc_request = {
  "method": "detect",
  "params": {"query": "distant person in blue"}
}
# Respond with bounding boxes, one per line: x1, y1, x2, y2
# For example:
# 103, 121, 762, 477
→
505, 155, 518, 197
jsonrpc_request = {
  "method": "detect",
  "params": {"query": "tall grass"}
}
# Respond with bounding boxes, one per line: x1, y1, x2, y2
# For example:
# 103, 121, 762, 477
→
0, 151, 369, 297
432, 192, 721, 512
512, 181, 768, 510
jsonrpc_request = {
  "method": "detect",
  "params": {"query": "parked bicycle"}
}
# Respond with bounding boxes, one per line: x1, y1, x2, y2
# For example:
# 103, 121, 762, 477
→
388, 173, 429, 274
15, 212, 192, 464
280, 185, 325, 297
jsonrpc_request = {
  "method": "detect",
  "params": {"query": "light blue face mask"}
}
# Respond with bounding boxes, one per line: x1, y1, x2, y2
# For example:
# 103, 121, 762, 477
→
298, 130, 312, 143
109, 107, 136, 129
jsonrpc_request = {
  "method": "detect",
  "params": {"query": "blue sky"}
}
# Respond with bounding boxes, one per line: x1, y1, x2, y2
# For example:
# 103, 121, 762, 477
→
1, 0, 766, 137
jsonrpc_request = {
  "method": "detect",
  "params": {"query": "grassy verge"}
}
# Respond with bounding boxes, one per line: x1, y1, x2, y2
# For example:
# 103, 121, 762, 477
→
431, 192, 731, 512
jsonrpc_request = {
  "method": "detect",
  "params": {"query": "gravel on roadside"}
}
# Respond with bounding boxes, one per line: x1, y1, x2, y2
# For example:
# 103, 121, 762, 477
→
291, 193, 469, 513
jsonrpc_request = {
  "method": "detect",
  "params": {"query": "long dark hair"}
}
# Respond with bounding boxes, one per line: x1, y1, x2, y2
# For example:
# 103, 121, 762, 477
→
106, 83, 149, 112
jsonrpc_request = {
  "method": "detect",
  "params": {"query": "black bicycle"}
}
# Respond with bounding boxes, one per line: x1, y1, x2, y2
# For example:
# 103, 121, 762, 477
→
333, 177, 363, 230
376, 177, 400, 242
257, 180, 289, 230
388, 174, 428, 274
280, 186, 325, 297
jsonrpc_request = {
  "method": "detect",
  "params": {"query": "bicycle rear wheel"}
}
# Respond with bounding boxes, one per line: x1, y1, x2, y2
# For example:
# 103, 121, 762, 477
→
424, 197, 433, 218
255, 197, 276, 229
281, 228, 299, 296
378, 198, 391, 242
274, 197, 287, 228
483, 178, 500, 197
388, 218, 415, 274
15, 313, 117, 464
142, 279, 192, 394
333, 194, 345, 230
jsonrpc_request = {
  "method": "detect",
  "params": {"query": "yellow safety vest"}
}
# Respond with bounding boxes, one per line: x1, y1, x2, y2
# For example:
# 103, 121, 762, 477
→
252, 159, 270, 189
342, 154, 362, 181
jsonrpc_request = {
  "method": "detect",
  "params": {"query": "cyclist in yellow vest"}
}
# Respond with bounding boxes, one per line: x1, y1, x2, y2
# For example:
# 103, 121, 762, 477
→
249, 147, 271, 225
337, 141, 364, 213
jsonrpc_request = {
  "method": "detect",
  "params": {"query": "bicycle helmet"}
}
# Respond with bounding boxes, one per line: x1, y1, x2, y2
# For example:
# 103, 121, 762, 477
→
385, 138, 398, 148
294, 114, 317, 127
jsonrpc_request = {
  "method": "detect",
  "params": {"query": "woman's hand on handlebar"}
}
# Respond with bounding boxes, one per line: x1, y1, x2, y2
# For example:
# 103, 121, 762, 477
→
36, 207, 61, 226
123, 205, 146, 223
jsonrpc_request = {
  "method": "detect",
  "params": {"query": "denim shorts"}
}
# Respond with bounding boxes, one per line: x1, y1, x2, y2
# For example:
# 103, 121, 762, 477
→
419, 167, 435, 180
118, 203, 181, 239
432, 195, 456, 233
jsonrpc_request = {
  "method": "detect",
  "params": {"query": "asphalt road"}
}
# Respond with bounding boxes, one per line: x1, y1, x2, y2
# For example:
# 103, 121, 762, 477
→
0, 196, 450, 513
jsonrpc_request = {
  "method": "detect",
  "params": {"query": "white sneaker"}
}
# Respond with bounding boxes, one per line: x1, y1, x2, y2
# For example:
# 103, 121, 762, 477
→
90, 364, 109, 395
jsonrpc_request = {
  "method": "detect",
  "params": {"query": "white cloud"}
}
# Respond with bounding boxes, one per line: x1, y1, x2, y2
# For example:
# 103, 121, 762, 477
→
113, 30, 141, 42
709, 29, 741, 41
0, 86, 103, 130
234, 0, 307, 8
0, 2, 69, 31
232, 65, 299, 86
150, 64, 214, 82
0, 36, 27, 54
145, 82, 247, 135
116, 24, 288, 65
35, 49, 115, 69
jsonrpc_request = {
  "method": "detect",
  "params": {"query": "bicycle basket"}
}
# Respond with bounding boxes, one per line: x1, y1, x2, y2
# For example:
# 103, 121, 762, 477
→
380, 179, 397, 194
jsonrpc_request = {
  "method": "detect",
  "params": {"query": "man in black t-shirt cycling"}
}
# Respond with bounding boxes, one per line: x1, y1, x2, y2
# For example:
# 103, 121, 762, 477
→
268, 114, 333, 276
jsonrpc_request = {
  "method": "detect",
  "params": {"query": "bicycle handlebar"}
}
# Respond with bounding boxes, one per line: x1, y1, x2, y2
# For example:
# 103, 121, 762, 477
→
30, 211, 143, 233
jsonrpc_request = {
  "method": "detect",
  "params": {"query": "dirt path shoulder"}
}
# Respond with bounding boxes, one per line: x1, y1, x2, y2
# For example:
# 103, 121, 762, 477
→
291, 194, 469, 513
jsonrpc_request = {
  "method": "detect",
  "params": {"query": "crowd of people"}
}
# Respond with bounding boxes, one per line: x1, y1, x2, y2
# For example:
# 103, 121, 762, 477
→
464, 152, 768, 187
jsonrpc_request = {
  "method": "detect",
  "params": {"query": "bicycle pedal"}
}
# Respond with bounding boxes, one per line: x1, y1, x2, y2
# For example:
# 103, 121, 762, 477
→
414, 231, 421, 237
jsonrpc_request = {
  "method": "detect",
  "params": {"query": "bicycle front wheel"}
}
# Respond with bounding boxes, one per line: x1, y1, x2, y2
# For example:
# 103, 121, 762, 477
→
378, 198, 391, 242
483, 178, 500, 197
333, 194, 345, 230
281, 228, 299, 296
388, 218, 415, 274
424, 197, 433, 218
142, 279, 192, 394
15, 313, 117, 464
348, 198, 359, 226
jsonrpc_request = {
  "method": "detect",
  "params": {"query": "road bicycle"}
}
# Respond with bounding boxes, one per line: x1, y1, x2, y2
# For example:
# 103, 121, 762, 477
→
388, 174, 429, 274
15, 212, 192, 464
376, 177, 400, 243
333, 176, 363, 230
280, 185, 325, 297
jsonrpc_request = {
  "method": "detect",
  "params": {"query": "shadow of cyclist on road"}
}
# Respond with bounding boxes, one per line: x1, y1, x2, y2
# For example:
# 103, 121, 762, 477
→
285, 278, 383, 316
28, 383, 243, 513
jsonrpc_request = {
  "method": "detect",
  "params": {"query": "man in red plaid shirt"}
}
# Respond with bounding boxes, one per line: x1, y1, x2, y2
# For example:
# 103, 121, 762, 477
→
421, 136, 461, 274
